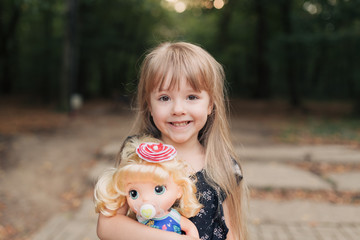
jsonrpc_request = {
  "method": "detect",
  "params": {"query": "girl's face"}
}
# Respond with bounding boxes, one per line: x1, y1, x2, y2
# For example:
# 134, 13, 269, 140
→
149, 79, 212, 147
125, 177, 182, 218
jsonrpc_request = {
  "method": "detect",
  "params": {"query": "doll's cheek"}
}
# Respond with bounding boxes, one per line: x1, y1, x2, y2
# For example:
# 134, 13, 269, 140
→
126, 198, 136, 213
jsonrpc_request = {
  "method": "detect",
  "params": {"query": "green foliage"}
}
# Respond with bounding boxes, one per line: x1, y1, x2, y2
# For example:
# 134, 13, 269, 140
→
16, 0, 63, 99
0, 0, 169, 102
1, 0, 360, 114
268, 31, 360, 99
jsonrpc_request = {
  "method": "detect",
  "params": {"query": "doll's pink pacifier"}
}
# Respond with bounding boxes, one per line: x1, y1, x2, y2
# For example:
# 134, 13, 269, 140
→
136, 142, 177, 163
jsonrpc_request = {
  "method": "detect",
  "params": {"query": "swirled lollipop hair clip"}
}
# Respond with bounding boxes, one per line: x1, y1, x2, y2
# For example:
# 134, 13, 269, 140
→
136, 142, 177, 163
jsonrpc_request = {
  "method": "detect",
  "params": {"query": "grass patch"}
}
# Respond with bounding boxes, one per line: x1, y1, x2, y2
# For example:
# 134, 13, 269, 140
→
279, 117, 360, 146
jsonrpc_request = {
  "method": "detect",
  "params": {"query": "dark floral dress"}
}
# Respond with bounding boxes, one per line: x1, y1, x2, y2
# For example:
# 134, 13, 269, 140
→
189, 170, 228, 240
189, 164, 243, 240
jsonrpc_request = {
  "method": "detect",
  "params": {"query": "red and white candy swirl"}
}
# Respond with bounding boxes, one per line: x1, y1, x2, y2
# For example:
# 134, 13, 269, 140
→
136, 142, 177, 163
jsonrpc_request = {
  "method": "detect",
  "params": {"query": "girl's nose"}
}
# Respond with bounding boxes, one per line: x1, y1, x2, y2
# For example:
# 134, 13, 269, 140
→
172, 100, 185, 115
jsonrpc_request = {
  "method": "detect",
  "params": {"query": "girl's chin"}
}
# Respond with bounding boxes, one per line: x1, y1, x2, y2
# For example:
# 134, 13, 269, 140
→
163, 135, 197, 145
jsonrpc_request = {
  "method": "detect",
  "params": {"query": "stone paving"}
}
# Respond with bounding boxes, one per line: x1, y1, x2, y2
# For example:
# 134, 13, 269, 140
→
32, 199, 98, 240
244, 162, 332, 190
249, 222, 360, 240
238, 145, 360, 164
32, 143, 360, 240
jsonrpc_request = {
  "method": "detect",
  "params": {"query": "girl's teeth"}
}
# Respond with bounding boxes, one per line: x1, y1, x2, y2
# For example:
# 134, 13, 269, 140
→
172, 122, 188, 127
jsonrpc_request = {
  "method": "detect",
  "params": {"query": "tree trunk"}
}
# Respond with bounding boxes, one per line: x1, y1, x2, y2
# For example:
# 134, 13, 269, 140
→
59, 0, 78, 111
281, 0, 300, 107
40, 5, 54, 102
0, 1, 21, 94
216, 0, 236, 48
253, 0, 270, 98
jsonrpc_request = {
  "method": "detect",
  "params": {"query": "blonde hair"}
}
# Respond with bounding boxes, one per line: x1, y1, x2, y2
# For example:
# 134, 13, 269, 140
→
133, 42, 248, 240
94, 135, 202, 219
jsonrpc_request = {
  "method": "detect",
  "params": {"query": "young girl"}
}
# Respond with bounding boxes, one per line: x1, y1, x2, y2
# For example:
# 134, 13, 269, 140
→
95, 135, 202, 237
97, 42, 248, 240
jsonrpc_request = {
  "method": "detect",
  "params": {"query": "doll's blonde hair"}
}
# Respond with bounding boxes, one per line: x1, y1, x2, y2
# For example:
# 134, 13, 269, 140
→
94, 135, 202, 219
133, 42, 248, 240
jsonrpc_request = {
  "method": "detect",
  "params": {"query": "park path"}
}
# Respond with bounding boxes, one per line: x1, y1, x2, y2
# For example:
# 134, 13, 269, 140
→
2, 100, 359, 240
33, 141, 360, 240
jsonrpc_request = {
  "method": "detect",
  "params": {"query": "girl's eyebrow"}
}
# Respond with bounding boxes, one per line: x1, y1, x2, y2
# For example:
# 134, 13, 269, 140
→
156, 88, 176, 94
152, 90, 168, 96
183, 88, 202, 93
157, 89, 169, 93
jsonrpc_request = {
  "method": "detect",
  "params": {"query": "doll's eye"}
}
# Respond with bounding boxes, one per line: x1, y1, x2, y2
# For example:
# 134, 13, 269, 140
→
129, 190, 139, 200
154, 185, 166, 195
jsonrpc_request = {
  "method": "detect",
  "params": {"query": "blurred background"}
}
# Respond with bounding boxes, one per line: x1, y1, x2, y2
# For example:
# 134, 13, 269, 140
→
1, 0, 360, 111
1, 0, 360, 239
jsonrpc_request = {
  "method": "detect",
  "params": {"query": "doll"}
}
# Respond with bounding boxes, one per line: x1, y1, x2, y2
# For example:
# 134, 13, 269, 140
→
94, 135, 202, 237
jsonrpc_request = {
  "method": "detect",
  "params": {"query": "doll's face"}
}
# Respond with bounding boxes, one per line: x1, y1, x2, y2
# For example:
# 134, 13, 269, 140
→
125, 177, 182, 219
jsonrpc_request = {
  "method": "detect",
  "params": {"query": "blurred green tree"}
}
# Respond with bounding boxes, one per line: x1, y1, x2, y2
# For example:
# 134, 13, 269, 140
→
0, 0, 22, 94
1, 0, 360, 114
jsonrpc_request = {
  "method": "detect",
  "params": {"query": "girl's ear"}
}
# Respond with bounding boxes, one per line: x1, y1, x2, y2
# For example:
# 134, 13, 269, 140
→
207, 102, 214, 115
148, 103, 153, 116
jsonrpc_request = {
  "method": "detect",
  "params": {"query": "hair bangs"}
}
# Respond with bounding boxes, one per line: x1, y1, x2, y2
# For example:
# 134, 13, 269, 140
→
147, 44, 211, 94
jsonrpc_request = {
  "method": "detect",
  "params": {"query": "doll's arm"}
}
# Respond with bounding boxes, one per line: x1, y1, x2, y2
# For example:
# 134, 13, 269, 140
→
180, 216, 199, 239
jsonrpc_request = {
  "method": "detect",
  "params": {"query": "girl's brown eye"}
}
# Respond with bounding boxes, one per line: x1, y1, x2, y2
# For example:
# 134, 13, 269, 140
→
159, 96, 170, 101
154, 185, 166, 195
187, 95, 198, 100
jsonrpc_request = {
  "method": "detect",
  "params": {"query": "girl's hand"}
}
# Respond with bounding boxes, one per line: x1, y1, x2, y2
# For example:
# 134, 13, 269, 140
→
181, 237, 200, 240
180, 216, 199, 239
97, 213, 200, 240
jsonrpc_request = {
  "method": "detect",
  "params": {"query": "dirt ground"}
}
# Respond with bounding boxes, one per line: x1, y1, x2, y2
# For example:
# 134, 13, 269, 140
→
0, 99, 137, 240
0, 97, 358, 240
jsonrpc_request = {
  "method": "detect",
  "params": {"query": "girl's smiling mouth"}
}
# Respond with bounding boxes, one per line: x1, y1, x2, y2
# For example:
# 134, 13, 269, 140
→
170, 121, 191, 127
